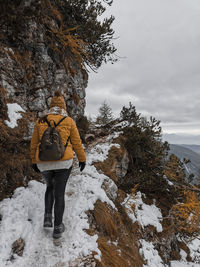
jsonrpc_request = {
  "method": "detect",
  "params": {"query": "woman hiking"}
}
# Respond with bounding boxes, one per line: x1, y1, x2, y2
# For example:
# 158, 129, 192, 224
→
30, 91, 86, 239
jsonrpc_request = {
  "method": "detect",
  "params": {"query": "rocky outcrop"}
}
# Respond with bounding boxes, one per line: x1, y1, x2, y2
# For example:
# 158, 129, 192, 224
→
11, 238, 25, 257
88, 132, 196, 266
93, 137, 129, 186
0, 1, 88, 200
0, 29, 87, 118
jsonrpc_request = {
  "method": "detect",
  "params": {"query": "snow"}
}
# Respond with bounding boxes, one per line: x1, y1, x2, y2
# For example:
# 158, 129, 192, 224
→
187, 238, 200, 262
87, 142, 120, 165
170, 261, 200, 266
163, 175, 174, 186
114, 121, 131, 128
125, 192, 200, 266
139, 239, 164, 267
0, 138, 116, 267
106, 131, 123, 141
4, 103, 25, 128
123, 191, 163, 232
180, 249, 188, 261
170, 248, 200, 267
140, 239, 200, 267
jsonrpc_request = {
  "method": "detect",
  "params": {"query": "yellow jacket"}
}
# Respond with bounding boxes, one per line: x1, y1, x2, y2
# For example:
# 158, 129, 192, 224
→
30, 114, 86, 163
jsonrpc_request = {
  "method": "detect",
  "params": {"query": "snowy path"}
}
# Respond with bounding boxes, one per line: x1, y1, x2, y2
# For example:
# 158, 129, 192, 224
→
1, 133, 199, 267
0, 140, 117, 267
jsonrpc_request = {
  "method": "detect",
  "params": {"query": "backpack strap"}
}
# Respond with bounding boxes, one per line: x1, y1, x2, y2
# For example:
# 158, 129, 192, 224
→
65, 135, 70, 148
44, 116, 66, 128
43, 116, 51, 127
55, 116, 66, 127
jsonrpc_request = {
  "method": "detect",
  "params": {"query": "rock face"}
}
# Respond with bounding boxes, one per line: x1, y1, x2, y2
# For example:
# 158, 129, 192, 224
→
0, 1, 88, 200
94, 144, 129, 186
115, 150, 129, 181
0, 4, 88, 118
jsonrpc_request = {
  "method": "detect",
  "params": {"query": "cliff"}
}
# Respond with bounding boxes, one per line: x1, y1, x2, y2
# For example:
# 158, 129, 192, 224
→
0, 0, 111, 200
0, 0, 88, 117
0, 0, 116, 200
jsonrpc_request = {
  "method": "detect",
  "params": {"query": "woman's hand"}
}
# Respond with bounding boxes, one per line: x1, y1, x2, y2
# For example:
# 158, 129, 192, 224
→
32, 164, 40, 173
79, 162, 86, 172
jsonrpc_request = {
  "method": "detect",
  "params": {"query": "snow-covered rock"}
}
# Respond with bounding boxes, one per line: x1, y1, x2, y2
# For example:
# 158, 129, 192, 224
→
123, 191, 163, 232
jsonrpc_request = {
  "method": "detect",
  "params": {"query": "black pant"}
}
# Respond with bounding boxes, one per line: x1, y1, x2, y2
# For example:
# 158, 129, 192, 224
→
42, 167, 72, 226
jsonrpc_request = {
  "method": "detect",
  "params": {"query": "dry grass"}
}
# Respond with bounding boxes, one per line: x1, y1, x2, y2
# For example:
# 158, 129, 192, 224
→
0, 87, 8, 120
0, 112, 41, 201
88, 138, 144, 266
92, 200, 119, 239
97, 237, 128, 267
90, 201, 144, 267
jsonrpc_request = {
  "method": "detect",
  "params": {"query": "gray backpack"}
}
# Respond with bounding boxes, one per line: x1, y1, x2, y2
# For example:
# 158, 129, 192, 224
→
39, 116, 70, 161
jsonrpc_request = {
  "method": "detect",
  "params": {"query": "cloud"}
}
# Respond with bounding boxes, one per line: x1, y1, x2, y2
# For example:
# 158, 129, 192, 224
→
85, 0, 200, 135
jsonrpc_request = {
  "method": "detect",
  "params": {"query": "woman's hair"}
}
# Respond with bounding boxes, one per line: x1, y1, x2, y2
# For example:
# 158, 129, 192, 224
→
38, 115, 48, 123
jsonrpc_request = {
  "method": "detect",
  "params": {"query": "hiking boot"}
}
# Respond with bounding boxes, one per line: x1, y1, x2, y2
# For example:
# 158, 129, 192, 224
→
53, 223, 65, 239
43, 213, 53, 228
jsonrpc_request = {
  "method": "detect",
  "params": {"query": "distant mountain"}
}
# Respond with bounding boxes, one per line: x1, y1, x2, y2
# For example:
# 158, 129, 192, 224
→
169, 144, 200, 184
181, 144, 200, 155
163, 133, 200, 145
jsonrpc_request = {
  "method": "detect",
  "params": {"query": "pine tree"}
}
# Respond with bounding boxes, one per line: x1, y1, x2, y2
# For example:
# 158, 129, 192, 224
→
164, 154, 186, 184
119, 102, 169, 192
96, 101, 114, 126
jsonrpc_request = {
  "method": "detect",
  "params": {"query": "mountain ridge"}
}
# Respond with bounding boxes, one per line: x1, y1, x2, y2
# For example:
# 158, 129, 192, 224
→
163, 133, 200, 145
169, 144, 200, 184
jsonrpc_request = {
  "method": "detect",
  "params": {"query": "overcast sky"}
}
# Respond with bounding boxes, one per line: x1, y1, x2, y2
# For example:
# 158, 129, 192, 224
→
85, 0, 200, 136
